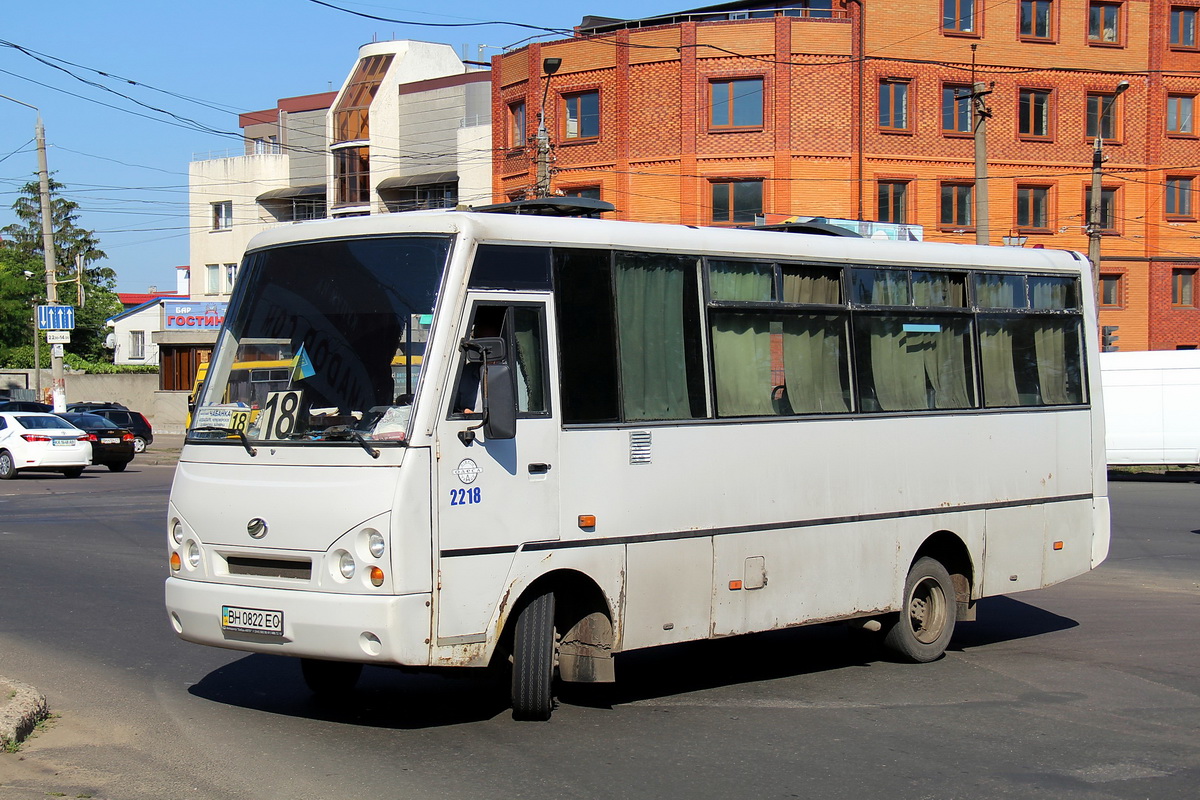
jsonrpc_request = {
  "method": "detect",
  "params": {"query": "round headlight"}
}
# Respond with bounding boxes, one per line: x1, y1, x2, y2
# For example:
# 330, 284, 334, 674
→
172, 520, 184, 545
367, 530, 385, 559
186, 541, 201, 569
339, 551, 356, 579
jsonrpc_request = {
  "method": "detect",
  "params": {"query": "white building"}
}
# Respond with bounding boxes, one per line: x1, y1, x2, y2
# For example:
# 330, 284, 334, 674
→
188, 40, 493, 302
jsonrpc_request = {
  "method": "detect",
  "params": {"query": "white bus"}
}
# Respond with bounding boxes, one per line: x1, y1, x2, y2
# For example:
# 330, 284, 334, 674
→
165, 205, 1110, 721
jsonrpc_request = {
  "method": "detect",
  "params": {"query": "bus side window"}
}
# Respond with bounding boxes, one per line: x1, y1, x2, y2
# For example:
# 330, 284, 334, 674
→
451, 304, 549, 417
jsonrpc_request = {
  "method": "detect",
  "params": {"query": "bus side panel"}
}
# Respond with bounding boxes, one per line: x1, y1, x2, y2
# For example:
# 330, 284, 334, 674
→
393, 446, 434, 595
623, 538, 713, 650
1043, 499, 1097, 587
982, 505, 1046, 595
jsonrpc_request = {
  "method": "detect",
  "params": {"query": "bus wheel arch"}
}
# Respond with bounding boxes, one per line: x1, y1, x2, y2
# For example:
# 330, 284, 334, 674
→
881, 531, 973, 663
497, 569, 616, 684
913, 529, 975, 620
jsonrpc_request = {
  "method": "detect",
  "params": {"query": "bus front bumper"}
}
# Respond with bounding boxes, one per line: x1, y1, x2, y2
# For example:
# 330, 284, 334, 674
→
165, 577, 432, 666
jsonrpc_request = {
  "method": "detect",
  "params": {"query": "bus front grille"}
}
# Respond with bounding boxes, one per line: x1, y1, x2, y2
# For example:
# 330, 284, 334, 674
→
226, 555, 312, 580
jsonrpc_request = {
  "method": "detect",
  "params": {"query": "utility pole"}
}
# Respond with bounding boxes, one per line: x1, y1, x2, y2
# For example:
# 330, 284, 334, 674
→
35, 114, 66, 412
970, 47, 991, 246
1, 94, 66, 410
1087, 80, 1130, 317
535, 57, 562, 198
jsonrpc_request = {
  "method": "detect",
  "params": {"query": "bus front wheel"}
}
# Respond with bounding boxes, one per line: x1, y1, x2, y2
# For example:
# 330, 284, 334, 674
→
300, 658, 363, 697
511, 590, 556, 721
883, 557, 956, 663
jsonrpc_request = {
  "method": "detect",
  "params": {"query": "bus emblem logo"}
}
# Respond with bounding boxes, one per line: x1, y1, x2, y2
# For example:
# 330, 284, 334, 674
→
453, 459, 481, 484
247, 518, 268, 539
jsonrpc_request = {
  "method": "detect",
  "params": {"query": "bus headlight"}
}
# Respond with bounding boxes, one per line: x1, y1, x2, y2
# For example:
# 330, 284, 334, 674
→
338, 550, 356, 579
367, 529, 385, 559
171, 519, 184, 545
186, 541, 201, 570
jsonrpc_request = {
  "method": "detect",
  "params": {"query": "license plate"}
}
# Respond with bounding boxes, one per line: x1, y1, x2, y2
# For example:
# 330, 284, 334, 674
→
220, 605, 284, 636
53, 439, 74, 447
101, 437, 120, 444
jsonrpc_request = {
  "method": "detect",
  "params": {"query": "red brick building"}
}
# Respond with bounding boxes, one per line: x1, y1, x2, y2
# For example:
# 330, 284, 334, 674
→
493, 0, 1200, 350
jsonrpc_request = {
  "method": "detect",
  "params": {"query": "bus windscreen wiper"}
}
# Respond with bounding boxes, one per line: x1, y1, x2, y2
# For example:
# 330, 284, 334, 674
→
190, 426, 258, 457
323, 426, 381, 459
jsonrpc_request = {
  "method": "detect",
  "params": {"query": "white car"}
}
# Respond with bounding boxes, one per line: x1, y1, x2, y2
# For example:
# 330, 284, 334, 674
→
0, 412, 92, 479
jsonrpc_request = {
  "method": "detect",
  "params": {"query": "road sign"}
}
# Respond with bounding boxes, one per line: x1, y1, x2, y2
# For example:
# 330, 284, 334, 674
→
45, 330, 71, 344
37, 305, 75, 330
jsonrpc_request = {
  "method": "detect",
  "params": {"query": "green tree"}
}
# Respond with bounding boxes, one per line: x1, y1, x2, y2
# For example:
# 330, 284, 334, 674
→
1, 177, 121, 362
0, 246, 43, 353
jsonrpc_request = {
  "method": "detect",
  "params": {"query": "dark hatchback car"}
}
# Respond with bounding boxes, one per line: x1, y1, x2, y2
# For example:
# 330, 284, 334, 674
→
0, 401, 53, 413
55, 413, 136, 471
69, 405, 153, 453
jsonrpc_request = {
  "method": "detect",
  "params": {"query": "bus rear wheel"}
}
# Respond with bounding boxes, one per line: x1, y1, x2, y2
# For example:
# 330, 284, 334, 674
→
300, 658, 363, 697
883, 557, 956, 663
511, 590, 556, 721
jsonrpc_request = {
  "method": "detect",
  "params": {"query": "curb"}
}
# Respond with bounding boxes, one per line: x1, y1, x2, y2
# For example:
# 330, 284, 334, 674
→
0, 677, 48, 750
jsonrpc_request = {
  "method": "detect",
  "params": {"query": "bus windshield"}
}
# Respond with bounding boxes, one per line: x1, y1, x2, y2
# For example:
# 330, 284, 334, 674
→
190, 235, 451, 443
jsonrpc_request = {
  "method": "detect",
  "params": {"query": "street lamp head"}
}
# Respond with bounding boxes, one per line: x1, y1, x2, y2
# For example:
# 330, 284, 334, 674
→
1115, 80, 1130, 94
542, 57, 562, 76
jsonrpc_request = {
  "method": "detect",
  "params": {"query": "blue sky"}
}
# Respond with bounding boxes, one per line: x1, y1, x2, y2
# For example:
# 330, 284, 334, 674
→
0, 0, 658, 292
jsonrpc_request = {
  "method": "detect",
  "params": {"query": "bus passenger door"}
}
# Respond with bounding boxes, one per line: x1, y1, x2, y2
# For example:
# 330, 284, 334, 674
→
434, 299, 559, 641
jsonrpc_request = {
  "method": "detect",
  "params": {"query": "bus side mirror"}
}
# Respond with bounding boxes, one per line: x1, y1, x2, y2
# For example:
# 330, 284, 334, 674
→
459, 337, 517, 441
483, 363, 517, 440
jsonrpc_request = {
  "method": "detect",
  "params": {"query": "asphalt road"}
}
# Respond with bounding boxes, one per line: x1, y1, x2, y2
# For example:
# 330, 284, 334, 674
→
0, 464, 1197, 800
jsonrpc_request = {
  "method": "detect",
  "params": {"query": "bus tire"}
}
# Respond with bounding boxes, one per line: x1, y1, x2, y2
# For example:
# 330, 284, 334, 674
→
511, 590, 556, 721
883, 557, 957, 663
300, 658, 362, 697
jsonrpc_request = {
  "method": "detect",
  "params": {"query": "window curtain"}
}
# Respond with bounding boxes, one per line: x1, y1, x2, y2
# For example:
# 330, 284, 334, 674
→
615, 253, 693, 420
1029, 281, 1073, 404
781, 271, 849, 413
926, 320, 972, 409
710, 261, 774, 416
979, 319, 1020, 406
863, 317, 928, 410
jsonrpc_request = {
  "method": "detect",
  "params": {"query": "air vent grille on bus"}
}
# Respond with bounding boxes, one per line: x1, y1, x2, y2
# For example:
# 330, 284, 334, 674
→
630, 431, 652, 465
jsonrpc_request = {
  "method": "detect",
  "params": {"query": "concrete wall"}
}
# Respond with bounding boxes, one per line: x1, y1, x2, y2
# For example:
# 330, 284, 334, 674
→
0, 371, 188, 433
288, 108, 329, 186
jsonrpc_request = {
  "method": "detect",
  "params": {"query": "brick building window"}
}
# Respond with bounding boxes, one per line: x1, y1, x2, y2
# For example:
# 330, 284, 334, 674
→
1166, 177, 1195, 217
940, 182, 974, 227
1086, 92, 1121, 140
711, 180, 763, 224
877, 181, 909, 223
1018, 89, 1052, 138
508, 101, 526, 148
1088, 2, 1122, 44
942, 85, 972, 133
1020, 0, 1054, 39
1168, 95, 1195, 135
1100, 274, 1123, 307
1016, 185, 1051, 230
1171, 7, 1198, 48
1090, 186, 1119, 232
943, 0, 977, 33
563, 91, 600, 140
878, 79, 911, 131
1173, 268, 1197, 306
710, 78, 764, 128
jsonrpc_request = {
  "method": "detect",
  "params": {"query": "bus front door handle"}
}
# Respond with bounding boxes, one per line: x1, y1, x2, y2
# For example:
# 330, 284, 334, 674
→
527, 462, 552, 475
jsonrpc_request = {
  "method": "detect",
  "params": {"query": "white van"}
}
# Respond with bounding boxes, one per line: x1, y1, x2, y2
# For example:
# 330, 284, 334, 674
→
1100, 350, 1200, 465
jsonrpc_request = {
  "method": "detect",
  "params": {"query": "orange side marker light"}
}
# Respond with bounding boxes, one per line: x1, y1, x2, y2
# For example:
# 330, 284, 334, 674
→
1053, 541, 1064, 551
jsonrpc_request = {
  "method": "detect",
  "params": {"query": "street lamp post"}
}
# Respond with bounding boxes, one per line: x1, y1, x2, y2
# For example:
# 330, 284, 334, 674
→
1087, 80, 1130, 315
0, 93, 65, 410
535, 57, 562, 198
